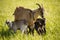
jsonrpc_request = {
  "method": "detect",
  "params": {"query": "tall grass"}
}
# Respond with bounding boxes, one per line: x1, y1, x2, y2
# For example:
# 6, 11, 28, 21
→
0, 0, 60, 40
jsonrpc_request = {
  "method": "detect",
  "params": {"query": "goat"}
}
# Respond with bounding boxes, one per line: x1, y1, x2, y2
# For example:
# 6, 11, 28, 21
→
6, 20, 28, 34
34, 18, 46, 35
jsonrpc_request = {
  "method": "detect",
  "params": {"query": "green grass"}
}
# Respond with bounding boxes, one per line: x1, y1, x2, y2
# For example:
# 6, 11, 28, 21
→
0, 0, 60, 40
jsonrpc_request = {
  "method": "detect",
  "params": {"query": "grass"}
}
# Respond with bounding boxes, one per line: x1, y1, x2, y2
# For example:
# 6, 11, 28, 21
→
0, 0, 60, 40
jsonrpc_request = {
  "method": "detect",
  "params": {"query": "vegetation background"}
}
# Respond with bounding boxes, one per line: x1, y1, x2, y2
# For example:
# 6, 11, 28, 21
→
0, 0, 60, 40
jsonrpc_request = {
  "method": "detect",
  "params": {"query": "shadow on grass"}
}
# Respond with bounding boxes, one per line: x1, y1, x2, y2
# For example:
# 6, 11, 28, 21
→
0, 28, 15, 38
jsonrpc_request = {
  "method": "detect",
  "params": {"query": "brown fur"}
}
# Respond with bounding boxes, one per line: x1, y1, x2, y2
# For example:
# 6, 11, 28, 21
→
13, 3, 44, 35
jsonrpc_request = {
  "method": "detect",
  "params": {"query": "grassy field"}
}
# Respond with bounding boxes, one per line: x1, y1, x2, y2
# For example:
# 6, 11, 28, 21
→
0, 0, 60, 40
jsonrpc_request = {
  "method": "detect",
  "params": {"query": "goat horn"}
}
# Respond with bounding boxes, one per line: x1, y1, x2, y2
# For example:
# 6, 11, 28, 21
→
36, 3, 41, 8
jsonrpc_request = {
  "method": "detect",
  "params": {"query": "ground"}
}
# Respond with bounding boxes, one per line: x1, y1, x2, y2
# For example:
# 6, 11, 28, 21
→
0, 0, 60, 40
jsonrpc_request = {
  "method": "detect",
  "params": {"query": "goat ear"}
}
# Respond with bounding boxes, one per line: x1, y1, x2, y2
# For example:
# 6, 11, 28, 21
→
6, 20, 9, 22
40, 4, 43, 8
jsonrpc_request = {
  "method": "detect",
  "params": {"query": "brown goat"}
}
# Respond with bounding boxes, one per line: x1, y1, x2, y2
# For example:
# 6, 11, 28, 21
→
27, 3, 45, 35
